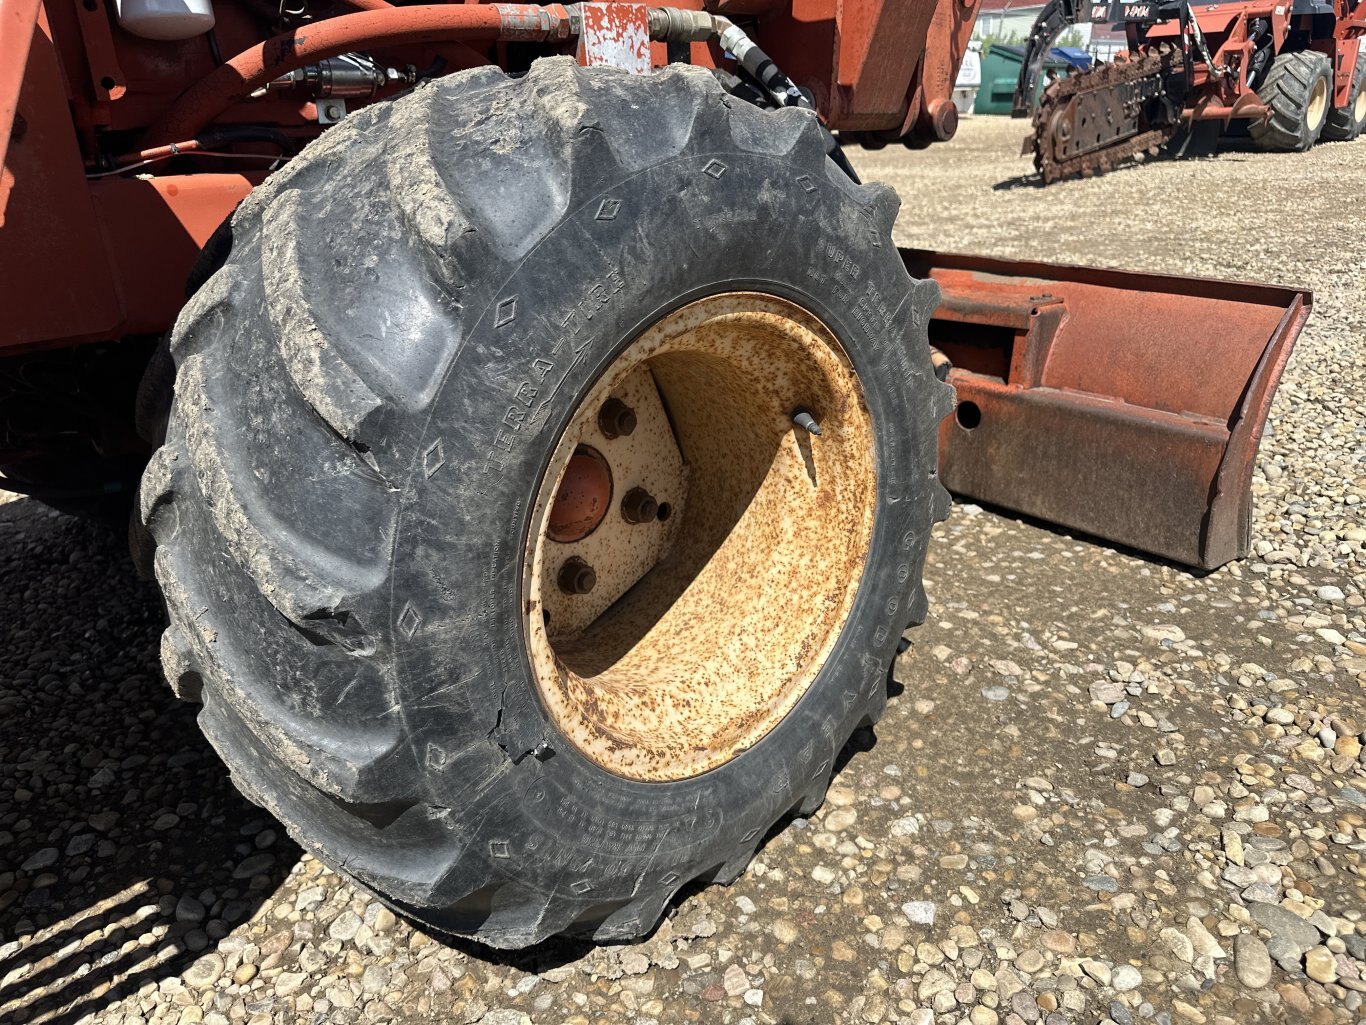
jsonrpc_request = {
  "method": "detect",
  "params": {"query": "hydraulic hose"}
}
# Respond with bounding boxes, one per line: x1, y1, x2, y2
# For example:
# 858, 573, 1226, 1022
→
645, 9, 809, 110
681, 12, 859, 180
334, 0, 492, 70
115, 125, 294, 167
715, 18, 809, 109
146, 4, 822, 160
145, 4, 573, 145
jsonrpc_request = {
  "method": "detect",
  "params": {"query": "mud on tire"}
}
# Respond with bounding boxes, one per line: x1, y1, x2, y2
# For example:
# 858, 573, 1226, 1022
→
140, 58, 952, 948
1249, 50, 1333, 152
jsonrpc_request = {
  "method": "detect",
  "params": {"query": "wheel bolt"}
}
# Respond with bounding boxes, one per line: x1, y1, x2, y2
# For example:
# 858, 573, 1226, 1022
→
598, 398, 637, 439
558, 557, 597, 595
621, 487, 658, 524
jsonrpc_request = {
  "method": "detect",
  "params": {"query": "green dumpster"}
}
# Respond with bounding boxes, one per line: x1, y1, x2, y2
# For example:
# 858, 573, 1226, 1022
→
975, 43, 1077, 115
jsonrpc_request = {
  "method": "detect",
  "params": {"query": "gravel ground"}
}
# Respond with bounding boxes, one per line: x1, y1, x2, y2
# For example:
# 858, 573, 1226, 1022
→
2, 116, 1364, 1025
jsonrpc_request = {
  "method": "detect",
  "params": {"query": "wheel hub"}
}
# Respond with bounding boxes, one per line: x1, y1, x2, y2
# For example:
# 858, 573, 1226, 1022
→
523, 292, 876, 781
547, 447, 613, 544
1308, 76, 1329, 131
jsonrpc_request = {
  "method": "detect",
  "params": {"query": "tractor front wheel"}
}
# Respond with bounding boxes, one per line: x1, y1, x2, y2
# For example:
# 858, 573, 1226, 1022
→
1250, 50, 1333, 151
140, 59, 952, 948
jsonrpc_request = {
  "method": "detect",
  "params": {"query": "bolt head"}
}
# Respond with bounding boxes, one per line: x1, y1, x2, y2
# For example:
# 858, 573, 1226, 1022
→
598, 398, 637, 439
621, 487, 658, 525
558, 558, 596, 595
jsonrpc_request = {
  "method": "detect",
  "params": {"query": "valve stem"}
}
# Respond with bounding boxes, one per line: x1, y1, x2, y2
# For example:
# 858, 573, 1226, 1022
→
793, 411, 822, 436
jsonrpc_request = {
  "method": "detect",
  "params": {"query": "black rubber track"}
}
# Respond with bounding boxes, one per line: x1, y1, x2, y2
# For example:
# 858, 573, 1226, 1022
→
140, 58, 953, 948
1249, 50, 1333, 152
1322, 49, 1366, 141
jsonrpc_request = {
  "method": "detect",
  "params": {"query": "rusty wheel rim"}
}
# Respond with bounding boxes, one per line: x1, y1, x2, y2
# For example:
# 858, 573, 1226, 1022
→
523, 292, 877, 782
1355, 86, 1366, 124
1308, 76, 1329, 132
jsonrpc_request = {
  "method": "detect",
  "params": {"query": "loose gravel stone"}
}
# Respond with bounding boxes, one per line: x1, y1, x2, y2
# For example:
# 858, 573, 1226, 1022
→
20, 848, 58, 872
1235, 934, 1273, 988
918, 969, 956, 1001
1111, 965, 1143, 992
231, 853, 273, 879
824, 807, 857, 832
1305, 946, 1339, 984
175, 895, 206, 923
1250, 903, 1321, 954
183, 953, 224, 990
1162, 927, 1195, 963
328, 910, 363, 942
722, 963, 749, 997
902, 900, 937, 925
1040, 930, 1075, 954
1186, 917, 1225, 960
1083, 960, 1112, 986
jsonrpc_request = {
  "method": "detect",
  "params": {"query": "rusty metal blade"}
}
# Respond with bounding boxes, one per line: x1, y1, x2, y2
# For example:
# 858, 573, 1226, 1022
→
902, 248, 1312, 570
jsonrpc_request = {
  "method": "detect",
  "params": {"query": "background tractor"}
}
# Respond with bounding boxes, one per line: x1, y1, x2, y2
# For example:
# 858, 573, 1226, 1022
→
1, 0, 1311, 947
1015, 0, 1366, 181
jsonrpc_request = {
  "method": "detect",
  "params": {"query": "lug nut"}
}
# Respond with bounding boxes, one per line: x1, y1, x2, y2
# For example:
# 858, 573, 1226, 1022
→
557, 557, 597, 595
598, 398, 637, 439
621, 487, 659, 524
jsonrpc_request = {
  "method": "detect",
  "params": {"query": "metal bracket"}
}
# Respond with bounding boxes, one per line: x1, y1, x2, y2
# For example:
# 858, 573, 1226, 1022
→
577, 3, 651, 74
75, 0, 127, 111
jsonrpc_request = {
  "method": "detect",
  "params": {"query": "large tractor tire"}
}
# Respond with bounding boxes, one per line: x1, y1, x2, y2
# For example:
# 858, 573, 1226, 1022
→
140, 58, 952, 948
1322, 50, 1366, 141
1249, 50, 1333, 151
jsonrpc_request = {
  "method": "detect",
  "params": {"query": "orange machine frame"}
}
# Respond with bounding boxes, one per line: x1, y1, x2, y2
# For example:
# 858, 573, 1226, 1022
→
0, 0, 980, 355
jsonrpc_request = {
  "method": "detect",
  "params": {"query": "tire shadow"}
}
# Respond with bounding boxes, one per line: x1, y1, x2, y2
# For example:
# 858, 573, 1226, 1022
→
0, 498, 293, 1025
950, 495, 1213, 577
0, 492, 909, 1012
992, 136, 1272, 190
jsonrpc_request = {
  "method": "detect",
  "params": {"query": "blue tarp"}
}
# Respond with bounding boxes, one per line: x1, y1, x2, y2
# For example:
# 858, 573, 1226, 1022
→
1051, 47, 1094, 70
